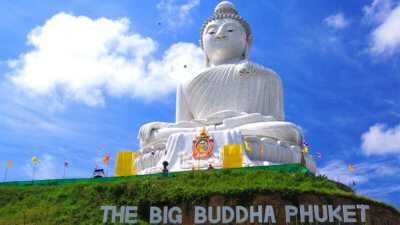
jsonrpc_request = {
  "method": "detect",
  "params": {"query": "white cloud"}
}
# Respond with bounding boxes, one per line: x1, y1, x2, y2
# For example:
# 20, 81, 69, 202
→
0, 83, 81, 143
362, 185, 400, 196
157, 0, 200, 29
324, 13, 349, 29
318, 160, 368, 185
318, 159, 400, 185
7, 13, 204, 106
318, 159, 400, 202
370, 6, 400, 55
363, 0, 394, 23
24, 154, 58, 180
361, 123, 400, 155
319, 159, 400, 204
363, 0, 400, 55
23, 154, 89, 180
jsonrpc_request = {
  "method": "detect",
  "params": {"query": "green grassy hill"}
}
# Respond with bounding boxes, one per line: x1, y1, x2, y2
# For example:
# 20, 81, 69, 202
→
0, 165, 397, 225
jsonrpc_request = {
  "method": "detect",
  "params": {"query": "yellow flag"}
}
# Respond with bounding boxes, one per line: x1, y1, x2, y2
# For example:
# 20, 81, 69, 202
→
303, 143, 309, 154
115, 151, 137, 176
244, 141, 253, 153
223, 144, 243, 169
31, 156, 39, 165
347, 164, 354, 173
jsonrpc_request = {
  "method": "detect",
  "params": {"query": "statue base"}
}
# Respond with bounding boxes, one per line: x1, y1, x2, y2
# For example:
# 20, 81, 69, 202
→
136, 129, 316, 174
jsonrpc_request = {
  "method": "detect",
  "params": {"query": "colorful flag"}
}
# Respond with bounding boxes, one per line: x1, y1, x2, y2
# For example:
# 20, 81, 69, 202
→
244, 141, 253, 153
102, 154, 111, 164
31, 156, 39, 165
259, 144, 265, 159
223, 144, 243, 169
347, 164, 354, 173
115, 151, 137, 176
302, 142, 309, 154
313, 152, 322, 159
6, 160, 13, 168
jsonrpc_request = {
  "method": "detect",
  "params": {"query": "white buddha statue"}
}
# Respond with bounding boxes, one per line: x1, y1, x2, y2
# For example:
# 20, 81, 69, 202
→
136, 1, 316, 174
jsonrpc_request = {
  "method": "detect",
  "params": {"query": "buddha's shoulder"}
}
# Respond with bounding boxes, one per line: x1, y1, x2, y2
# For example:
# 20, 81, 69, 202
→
182, 61, 281, 87
239, 62, 281, 79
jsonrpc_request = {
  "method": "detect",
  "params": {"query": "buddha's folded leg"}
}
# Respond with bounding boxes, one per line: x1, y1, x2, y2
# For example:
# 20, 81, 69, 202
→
142, 127, 197, 148
236, 121, 303, 146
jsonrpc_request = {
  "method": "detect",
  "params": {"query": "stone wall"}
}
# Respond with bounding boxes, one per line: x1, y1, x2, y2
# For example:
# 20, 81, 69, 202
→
175, 193, 400, 225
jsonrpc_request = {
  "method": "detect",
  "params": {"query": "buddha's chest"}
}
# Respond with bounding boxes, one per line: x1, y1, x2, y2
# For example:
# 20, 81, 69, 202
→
186, 71, 259, 99
183, 69, 274, 117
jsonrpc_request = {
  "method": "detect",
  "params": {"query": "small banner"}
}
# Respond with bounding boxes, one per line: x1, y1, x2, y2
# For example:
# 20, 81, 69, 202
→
6, 160, 13, 168
115, 151, 137, 176
31, 156, 39, 165
102, 154, 111, 164
223, 144, 243, 168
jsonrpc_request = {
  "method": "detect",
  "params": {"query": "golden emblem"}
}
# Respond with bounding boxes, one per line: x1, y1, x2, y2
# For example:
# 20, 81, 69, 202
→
192, 127, 214, 159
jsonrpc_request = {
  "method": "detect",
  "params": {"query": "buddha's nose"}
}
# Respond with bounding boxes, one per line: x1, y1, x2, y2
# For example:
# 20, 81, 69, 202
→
215, 29, 227, 40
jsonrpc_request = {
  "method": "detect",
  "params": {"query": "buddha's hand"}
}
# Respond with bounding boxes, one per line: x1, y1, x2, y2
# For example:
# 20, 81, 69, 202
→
138, 122, 170, 144
236, 61, 256, 76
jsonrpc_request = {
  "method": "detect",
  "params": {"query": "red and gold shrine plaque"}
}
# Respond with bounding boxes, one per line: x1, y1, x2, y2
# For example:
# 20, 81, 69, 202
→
192, 127, 214, 160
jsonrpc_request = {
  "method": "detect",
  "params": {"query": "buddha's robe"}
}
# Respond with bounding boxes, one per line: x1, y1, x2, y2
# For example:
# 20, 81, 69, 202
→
140, 62, 302, 147
177, 62, 284, 123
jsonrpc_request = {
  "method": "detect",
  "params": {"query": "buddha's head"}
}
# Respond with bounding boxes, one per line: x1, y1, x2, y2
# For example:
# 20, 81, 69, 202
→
200, 1, 252, 66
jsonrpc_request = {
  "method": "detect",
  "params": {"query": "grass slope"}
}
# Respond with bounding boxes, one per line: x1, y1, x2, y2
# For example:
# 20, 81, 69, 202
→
0, 167, 394, 225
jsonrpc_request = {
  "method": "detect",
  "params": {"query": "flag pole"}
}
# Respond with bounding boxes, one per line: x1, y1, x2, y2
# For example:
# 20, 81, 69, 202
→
63, 159, 68, 179
106, 163, 109, 177
3, 167, 8, 182
32, 164, 36, 183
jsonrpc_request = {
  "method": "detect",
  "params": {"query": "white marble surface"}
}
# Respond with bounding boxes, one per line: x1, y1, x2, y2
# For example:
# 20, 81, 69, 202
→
136, 129, 316, 174
177, 62, 284, 123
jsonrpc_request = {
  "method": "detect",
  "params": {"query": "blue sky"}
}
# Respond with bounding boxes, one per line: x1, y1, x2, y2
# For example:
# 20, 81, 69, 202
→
0, 0, 399, 207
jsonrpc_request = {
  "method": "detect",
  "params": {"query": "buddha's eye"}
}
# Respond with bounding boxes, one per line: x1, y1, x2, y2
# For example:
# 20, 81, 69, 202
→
208, 31, 216, 35
228, 29, 234, 32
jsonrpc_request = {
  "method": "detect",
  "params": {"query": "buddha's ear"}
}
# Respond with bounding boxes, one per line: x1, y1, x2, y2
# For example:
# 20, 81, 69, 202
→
243, 35, 253, 59
200, 37, 210, 67
242, 45, 248, 60
247, 34, 253, 47
205, 55, 210, 67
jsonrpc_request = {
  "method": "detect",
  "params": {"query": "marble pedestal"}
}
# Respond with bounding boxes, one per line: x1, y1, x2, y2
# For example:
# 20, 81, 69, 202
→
135, 129, 316, 174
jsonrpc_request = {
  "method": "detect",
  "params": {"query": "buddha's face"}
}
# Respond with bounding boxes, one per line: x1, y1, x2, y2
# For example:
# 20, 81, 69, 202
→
202, 18, 247, 65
